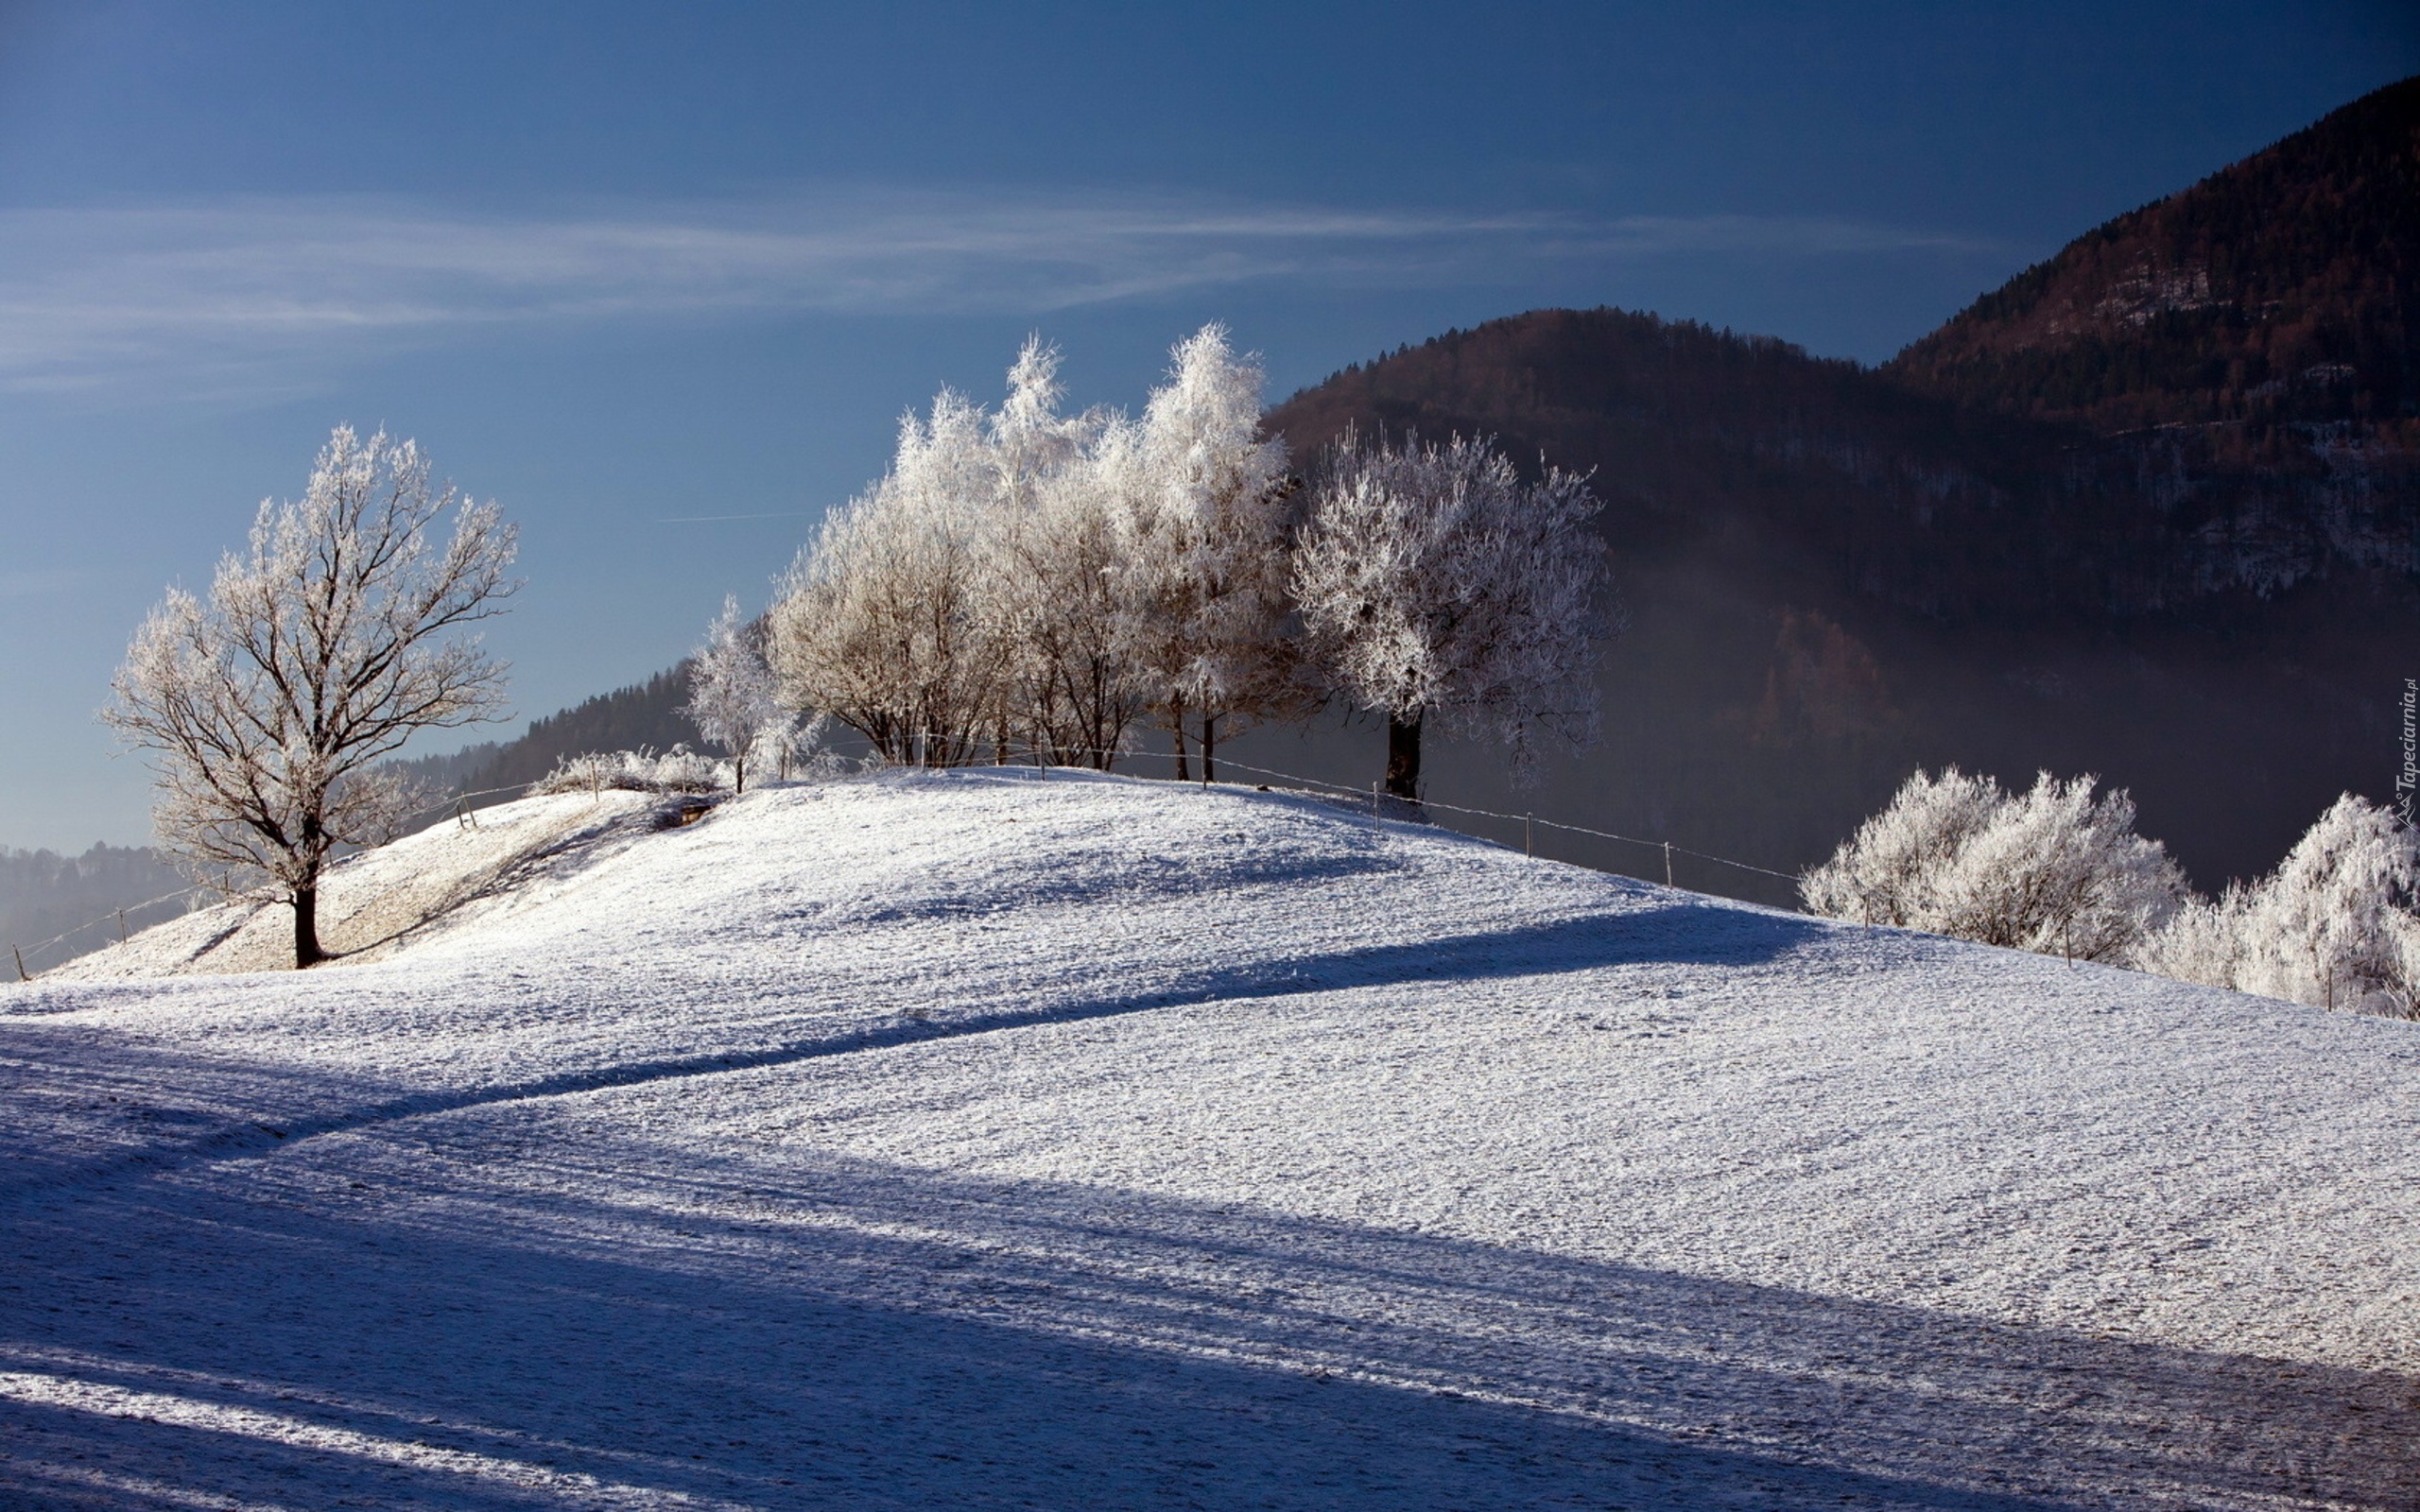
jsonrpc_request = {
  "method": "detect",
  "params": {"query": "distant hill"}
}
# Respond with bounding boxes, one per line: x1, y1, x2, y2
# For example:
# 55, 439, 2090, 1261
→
47, 80, 2418, 927
424, 68, 2420, 901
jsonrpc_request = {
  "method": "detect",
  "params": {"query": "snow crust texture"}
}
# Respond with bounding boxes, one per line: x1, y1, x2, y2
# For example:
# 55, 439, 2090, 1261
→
4, 771, 2416, 1508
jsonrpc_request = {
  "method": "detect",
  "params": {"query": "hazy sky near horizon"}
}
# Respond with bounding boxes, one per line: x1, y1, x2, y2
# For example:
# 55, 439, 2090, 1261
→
1, 0, 2413, 850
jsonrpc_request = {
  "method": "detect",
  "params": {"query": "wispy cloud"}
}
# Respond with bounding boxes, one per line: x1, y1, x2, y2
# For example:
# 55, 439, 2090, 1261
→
0, 189, 1999, 393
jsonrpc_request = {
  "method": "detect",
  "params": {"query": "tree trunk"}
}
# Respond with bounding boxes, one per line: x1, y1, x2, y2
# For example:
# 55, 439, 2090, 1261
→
1385, 712, 1423, 802
1170, 699, 1190, 782
1200, 713, 1218, 784
292, 884, 324, 970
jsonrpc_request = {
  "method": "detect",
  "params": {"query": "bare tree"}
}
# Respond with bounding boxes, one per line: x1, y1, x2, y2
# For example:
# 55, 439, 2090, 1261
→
683, 595, 785, 792
1295, 430, 1607, 800
103, 427, 518, 968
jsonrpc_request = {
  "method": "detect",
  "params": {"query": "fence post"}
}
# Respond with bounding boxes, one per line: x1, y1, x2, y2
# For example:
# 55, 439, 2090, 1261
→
1525, 813, 1533, 857
12, 945, 25, 983
1663, 841, 1674, 887
117, 910, 128, 944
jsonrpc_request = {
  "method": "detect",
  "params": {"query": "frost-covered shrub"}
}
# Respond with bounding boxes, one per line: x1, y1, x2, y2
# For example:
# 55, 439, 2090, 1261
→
530, 726, 854, 799
1803, 767, 2187, 964
759, 713, 856, 783
1799, 767, 1998, 928
2131, 885, 2253, 992
530, 747, 730, 797
2138, 794, 2420, 1018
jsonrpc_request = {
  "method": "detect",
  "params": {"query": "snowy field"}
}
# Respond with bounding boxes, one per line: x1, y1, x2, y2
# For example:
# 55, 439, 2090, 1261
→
4, 770, 2416, 1509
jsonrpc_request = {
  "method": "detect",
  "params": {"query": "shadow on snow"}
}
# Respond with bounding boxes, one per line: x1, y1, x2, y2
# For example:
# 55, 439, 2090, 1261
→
6, 1126, 2413, 1510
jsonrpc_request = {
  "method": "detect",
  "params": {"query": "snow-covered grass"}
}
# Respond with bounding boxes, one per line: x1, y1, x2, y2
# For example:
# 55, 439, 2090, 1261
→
4, 769, 2415, 1508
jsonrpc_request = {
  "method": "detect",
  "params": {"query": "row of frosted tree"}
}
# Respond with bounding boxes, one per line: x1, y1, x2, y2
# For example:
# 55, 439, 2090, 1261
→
691, 326, 1609, 799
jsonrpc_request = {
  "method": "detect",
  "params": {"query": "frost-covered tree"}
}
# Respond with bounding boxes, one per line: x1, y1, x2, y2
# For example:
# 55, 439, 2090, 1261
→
1294, 431, 1607, 799
2138, 794, 2420, 1017
102, 427, 517, 968
980, 339, 1145, 767
770, 328, 1311, 779
1802, 767, 2187, 964
683, 595, 786, 793
769, 390, 1006, 766
994, 458, 1153, 768
1107, 324, 1298, 782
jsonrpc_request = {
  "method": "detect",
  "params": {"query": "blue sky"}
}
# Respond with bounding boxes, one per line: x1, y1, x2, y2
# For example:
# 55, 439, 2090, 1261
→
2, 0, 2413, 850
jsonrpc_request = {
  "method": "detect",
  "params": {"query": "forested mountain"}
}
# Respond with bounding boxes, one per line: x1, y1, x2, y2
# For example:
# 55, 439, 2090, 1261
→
1257, 78, 2420, 897
1892, 77, 2418, 436
316, 74, 2420, 902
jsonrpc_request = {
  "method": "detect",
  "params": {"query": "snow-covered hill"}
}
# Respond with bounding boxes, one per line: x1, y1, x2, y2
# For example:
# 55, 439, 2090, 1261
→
4, 770, 2415, 1508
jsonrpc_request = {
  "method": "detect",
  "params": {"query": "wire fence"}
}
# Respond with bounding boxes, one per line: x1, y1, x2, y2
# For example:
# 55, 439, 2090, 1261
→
828, 731, 1807, 890
9, 747, 1811, 982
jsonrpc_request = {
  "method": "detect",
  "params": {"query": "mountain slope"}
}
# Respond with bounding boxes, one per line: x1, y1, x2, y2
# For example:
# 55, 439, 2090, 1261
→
1253, 83, 2420, 902
1891, 75, 2420, 435
3, 773, 2415, 1506
1260, 303, 2418, 901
